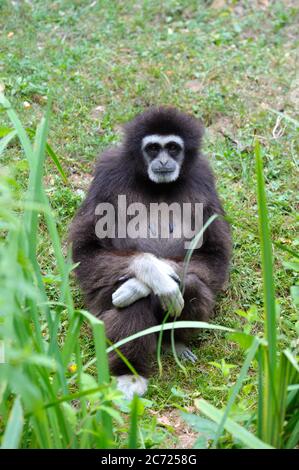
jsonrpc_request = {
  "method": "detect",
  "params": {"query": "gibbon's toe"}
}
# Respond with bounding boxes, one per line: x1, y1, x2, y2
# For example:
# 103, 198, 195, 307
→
180, 348, 198, 364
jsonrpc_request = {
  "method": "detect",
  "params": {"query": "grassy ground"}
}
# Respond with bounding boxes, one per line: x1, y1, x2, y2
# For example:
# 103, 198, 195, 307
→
1, 0, 298, 447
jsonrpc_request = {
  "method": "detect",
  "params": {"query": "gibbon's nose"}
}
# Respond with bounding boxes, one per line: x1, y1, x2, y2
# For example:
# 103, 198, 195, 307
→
152, 156, 176, 173
159, 152, 170, 168
159, 151, 170, 167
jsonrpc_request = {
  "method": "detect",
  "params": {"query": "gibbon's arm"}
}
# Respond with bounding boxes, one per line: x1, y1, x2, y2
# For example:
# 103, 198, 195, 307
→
168, 214, 231, 297
70, 210, 184, 315
116, 212, 230, 316
129, 254, 184, 315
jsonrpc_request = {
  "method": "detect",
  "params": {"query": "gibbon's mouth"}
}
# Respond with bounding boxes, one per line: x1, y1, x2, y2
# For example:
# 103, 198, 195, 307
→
153, 168, 175, 174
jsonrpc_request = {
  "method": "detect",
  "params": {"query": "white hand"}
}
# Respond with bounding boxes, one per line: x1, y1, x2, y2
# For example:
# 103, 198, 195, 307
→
112, 277, 151, 308
157, 276, 184, 317
131, 254, 184, 316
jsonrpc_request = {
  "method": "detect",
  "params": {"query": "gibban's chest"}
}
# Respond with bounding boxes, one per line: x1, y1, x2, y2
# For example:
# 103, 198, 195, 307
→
98, 192, 204, 257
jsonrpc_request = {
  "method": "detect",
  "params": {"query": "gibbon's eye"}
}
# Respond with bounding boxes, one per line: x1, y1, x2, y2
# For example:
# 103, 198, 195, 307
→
145, 143, 161, 156
166, 141, 181, 156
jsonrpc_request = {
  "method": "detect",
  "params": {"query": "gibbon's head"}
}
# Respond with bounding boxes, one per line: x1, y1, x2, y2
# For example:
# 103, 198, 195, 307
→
123, 107, 204, 184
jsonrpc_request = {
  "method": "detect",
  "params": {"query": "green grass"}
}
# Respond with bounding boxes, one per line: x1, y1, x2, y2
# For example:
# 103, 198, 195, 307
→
0, 0, 298, 448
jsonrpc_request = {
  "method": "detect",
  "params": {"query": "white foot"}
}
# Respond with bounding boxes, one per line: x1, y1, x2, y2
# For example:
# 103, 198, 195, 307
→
116, 374, 148, 400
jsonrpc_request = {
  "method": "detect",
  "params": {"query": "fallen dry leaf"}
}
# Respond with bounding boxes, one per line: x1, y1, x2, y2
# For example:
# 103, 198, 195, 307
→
210, 0, 227, 9
186, 80, 204, 93
91, 105, 105, 120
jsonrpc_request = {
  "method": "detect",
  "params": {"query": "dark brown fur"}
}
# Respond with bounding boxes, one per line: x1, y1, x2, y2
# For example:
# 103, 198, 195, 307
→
69, 107, 231, 376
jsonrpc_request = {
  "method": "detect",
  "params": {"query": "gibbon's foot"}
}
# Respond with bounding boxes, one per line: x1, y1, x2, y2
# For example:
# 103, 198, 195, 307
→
116, 374, 148, 400
180, 348, 198, 364
164, 342, 198, 364
112, 278, 151, 308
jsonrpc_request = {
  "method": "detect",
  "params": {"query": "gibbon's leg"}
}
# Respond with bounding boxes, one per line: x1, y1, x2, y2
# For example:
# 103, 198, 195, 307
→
161, 273, 214, 363
111, 265, 215, 366
174, 274, 214, 347
100, 296, 158, 400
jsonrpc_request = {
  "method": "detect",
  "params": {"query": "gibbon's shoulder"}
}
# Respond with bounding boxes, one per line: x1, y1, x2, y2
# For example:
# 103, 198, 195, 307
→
87, 146, 132, 202
94, 146, 124, 175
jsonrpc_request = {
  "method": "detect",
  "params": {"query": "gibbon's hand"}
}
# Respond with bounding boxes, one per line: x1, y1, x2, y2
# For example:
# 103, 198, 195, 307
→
112, 277, 151, 308
131, 254, 184, 317
156, 275, 184, 317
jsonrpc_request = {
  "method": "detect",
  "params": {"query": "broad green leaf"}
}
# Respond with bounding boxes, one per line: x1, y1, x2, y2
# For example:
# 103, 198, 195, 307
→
181, 412, 217, 449
290, 285, 299, 306
195, 399, 274, 449
1, 397, 24, 449
80, 373, 101, 405
61, 402, 77, 428
0, 130, 17, 155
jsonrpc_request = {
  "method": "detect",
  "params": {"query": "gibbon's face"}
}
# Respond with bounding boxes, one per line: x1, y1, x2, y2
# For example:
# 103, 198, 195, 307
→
141, 134, 184, 184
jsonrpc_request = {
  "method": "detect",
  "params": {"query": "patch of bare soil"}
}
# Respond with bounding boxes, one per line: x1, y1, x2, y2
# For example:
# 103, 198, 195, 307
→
90, 105, 106, 121
211, 0, 297, 14
185, 80, 204, 93
69, 172, 93, 191
150, 408, 198, 449
207, 116, 236, 140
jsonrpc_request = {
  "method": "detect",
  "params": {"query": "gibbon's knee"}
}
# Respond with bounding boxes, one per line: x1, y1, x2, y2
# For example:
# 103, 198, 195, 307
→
181, 273, 215, 318
171, 274, 214, 343
100, 299, 158, 377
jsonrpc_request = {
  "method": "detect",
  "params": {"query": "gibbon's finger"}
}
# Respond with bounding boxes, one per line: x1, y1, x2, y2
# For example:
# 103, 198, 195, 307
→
112, 278, 151, 308
113, 291, 143, 308
174, 292, 185, 316
169, 272, 181, 285
173, 290, 184, 314
112, 287, 140, 308
156, 259, 180, 284
160, 290, 184, 317
118, 274, 131, 282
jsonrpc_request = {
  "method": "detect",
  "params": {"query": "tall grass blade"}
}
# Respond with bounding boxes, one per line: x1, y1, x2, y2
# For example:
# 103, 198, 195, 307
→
255, 140, 277, 374
128, 395, 139, 449
255, 140, 278, 444
45, 142, 67, 183
79, 309, 113, 445
0, 93, 33, 166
